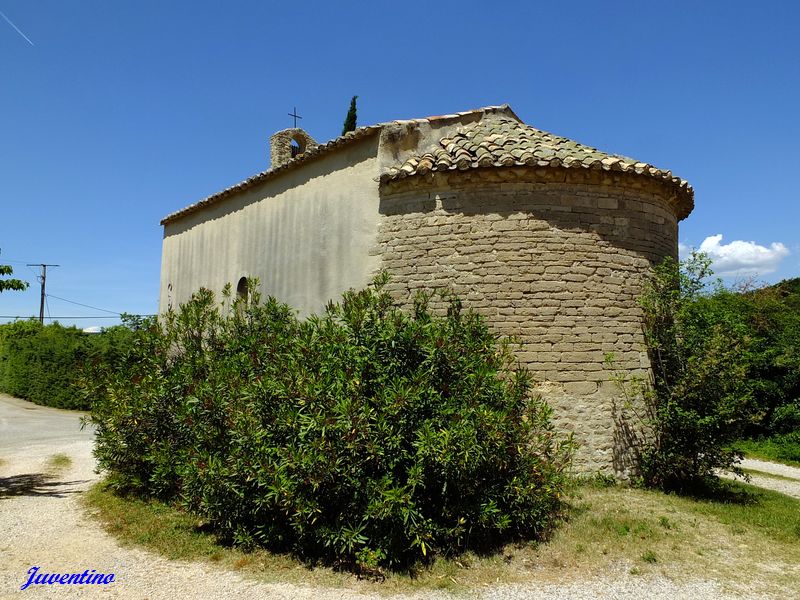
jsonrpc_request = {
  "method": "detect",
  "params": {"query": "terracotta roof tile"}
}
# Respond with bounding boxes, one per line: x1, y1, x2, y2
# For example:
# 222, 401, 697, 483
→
381, 116, 694, 216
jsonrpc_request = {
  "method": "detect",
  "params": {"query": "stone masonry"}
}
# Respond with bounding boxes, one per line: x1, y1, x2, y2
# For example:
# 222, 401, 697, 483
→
269, 128, 318, 169
377, 167, 680, 474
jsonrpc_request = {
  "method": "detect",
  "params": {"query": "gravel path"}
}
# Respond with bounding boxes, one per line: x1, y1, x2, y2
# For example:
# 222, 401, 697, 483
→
739, 458, 800, 481
0, 394, 780, 599
722, 458, 800, 500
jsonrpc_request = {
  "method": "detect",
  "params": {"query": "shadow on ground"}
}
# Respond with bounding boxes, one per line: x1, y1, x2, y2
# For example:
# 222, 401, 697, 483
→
0, 473, 89, 499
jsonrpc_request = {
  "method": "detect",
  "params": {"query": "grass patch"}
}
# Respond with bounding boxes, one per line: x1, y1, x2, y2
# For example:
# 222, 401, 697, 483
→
658, 515, 676, 530
84, 479, 800, 596
46, 453, 72, 471
82, 484, 334, 581
683, 480, 800, 543
641, 550, 658, 564
737, 434, 800, 467
742, 468, 800, 483
529, 480, 800, 596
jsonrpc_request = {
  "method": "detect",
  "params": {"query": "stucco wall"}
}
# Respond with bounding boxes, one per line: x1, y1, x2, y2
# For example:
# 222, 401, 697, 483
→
377, 168, 679, 475
160, 134, 381, 317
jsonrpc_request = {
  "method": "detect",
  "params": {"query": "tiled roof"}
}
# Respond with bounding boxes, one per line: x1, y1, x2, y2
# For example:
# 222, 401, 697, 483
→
382, 114, 693, 217
161, 105, 693, 224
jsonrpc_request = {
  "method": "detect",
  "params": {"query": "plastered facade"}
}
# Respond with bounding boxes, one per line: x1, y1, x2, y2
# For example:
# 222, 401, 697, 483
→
160, 135, 381, 318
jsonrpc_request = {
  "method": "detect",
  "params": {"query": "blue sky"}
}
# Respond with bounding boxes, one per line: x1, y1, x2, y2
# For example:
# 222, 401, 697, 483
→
1, 1, 798, 329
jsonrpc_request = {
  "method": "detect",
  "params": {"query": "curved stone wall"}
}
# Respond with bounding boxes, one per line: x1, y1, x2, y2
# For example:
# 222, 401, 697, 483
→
377, 167, 679, 474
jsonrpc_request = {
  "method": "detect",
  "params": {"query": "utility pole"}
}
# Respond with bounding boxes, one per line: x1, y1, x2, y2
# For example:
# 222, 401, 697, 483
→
26, 263, 59, 324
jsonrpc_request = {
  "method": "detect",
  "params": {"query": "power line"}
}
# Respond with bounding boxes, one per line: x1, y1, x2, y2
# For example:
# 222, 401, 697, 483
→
46, 294, 121, 315
0, 315, 155, 320
4, 261, 154, 322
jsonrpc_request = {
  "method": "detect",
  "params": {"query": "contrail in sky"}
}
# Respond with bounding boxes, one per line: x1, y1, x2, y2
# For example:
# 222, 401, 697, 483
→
0, 10, 35, 46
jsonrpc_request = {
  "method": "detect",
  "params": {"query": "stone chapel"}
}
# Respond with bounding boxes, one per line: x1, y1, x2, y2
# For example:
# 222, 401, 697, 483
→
159, 105, 694, 474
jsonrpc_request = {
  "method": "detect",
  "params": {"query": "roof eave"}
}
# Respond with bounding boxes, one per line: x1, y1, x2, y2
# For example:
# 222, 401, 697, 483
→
160, 126, 382, 226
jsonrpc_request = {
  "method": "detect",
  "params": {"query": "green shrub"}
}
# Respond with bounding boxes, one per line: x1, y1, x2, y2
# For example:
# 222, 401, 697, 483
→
715, 280, 800, 438
770, 402, 800, 435
762, 431, 800, 464
623, 254, 755, 491
85, 275, 574, 572
615, 257, 800, 482
0, 320, 135, 410
676, 277, 800, 440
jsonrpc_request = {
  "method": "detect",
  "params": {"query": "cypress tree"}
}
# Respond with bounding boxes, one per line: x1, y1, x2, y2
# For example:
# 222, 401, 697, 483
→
341, 95, 358, 135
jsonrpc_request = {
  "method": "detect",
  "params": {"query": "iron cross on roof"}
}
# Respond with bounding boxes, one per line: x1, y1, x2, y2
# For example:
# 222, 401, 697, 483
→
288, 107, 302, 128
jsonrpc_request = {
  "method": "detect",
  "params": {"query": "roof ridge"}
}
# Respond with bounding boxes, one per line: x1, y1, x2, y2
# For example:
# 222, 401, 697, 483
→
161, 105, 519, 224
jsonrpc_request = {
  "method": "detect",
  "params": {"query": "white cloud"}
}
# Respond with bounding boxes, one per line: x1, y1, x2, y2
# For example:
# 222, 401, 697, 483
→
693, 234, 790, 276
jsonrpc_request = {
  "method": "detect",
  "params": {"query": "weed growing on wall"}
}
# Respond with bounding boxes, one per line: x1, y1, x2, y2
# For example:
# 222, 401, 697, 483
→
84, 274, 574, 573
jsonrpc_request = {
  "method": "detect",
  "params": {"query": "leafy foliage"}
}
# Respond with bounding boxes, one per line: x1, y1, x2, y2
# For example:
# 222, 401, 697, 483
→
85, 275, 573, 572
709, 277, 800, 462
0, 319, 136, 409
341, 95, 358, 136
771, 402, 800, 434
0, 249, 28, 293
740, 279, 800, 436
623, 254, 755, 491
612, 256, 799, 488
695, 278, 800, 438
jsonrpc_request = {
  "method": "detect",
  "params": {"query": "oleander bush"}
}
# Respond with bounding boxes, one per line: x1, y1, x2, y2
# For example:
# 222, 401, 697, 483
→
84, 275, 574, 573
